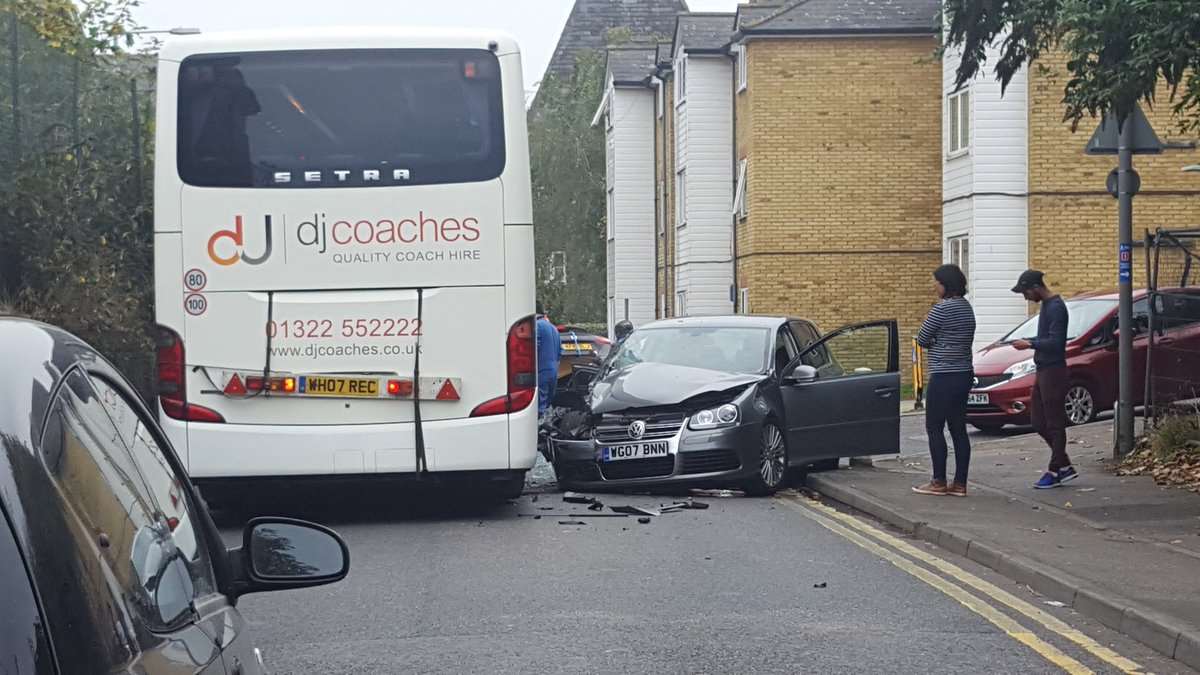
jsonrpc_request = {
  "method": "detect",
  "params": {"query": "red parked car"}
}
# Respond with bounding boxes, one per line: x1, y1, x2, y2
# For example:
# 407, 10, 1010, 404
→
967, 289, 1200, 432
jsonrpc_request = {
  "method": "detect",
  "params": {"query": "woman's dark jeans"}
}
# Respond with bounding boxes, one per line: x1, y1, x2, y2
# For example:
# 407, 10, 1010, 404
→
926, 370, 974, 484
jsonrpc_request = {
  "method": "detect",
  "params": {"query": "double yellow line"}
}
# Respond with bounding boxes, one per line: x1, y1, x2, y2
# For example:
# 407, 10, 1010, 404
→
775, 493, 1144, 675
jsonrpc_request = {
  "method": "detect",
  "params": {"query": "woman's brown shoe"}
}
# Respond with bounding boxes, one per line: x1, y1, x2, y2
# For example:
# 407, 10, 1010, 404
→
946, 482, 968, 497
912, 480, 948, 496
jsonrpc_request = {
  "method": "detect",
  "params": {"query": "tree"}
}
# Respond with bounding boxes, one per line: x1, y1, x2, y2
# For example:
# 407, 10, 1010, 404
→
943, 0, 1200, 129
1, 1, 153, 394
527, 49, 608, 324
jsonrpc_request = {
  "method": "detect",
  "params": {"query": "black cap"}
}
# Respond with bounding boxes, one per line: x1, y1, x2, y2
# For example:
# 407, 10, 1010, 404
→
1012, 269, 1045, 293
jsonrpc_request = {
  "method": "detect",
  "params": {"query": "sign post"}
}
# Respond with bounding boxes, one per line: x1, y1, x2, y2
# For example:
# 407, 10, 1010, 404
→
1086, 105, 1162, 457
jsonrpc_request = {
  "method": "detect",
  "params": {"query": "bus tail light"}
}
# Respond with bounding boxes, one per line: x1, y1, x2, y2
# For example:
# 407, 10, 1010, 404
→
156, 326, 225, 423
470, 315, 536, 417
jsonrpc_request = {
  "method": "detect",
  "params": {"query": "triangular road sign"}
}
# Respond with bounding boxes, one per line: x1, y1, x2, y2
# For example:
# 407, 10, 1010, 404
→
1086, 105, 1163, 155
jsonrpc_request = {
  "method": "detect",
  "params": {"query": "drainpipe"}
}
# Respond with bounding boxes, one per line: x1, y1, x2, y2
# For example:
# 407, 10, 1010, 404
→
652, 74, 669, 318
729, 47, 740, 313
651, 75, 664, 319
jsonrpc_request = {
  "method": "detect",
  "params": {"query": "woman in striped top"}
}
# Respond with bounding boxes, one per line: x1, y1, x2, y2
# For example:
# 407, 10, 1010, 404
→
913, 264, 977, 497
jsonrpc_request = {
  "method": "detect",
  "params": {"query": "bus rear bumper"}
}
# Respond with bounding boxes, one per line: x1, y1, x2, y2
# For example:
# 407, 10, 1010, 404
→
168, 405, 537, 479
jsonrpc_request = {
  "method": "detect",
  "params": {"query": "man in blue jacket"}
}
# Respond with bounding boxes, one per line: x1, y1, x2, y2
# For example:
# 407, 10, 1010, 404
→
1012, 270, 1077, 488
535, 303, 562, 416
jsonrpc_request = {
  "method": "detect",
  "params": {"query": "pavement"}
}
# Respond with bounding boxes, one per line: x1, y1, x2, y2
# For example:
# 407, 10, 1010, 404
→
806, 416, 1200, 670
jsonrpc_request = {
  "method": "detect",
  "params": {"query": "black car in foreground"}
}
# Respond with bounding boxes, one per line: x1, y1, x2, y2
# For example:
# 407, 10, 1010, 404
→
546, 315, 901, 495
0, 318, 349, 674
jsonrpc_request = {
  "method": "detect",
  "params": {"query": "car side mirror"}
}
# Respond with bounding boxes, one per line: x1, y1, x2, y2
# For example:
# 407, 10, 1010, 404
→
783, 363, 818, 384
228, 517, 349, 599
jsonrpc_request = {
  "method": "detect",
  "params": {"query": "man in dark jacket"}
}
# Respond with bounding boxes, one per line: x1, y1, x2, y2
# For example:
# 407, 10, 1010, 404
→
535, 303, 562, 417
1012, 270, 1078, 488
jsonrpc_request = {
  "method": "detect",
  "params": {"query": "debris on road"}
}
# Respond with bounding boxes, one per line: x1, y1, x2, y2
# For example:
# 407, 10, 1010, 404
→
813, 582, 827, 589
690, 488, 743, 498
588, 501, 605, 511
563, 491, 595, 504
1043, 600, 1066, 608
1076, 488, 1096, 493
637, 517, 652, 524
558, 520, 587, 525
612, 505, 661, 517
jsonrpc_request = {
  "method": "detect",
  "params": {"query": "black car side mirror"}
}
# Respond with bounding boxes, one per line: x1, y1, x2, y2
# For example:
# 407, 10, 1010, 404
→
227, 517, 349, 599
783, 363, 818, 384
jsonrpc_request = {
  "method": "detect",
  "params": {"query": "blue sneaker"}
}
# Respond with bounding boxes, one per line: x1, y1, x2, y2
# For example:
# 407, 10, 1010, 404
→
1034, 472, 1062, 489
1057, 466, 1079, 484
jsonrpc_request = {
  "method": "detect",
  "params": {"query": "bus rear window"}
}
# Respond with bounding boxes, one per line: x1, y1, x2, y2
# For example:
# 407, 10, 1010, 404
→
177, 49, 505, 188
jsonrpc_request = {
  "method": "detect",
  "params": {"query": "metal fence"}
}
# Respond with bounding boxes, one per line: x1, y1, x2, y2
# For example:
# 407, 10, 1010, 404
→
1, 11, 157, 401
1144, 228, 1200, 425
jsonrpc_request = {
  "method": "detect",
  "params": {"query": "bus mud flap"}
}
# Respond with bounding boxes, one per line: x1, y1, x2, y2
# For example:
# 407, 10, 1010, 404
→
413, 287, 428, 475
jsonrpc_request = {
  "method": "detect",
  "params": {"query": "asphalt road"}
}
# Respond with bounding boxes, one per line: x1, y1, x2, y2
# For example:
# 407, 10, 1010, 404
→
218, 463, 1185, 674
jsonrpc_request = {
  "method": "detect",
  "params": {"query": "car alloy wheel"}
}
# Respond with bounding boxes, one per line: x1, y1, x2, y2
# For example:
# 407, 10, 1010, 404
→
1064, 384, 1096, 425
759, 423, 787, 489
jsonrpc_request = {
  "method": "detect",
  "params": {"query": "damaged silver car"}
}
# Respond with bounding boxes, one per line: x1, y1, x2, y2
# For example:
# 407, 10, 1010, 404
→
545, 316, 901, 495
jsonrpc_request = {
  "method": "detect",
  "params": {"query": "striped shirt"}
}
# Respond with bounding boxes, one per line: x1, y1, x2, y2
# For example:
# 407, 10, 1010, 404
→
917, 296, 976, 374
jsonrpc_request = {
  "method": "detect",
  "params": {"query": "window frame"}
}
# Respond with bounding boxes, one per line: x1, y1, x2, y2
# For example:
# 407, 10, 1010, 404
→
675, 167, 687, 227
736, 44, 748, 93
674, 54, 687, 105
676, 290, 687, 317
946, 88, 971, 157
947, 234, 970, 294
606, 187, 615, 241
734, 157, 748, 220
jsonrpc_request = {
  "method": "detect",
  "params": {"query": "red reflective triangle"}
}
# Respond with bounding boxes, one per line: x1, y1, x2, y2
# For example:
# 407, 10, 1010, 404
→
435, 379, 459, 401
224, 373, 247, 396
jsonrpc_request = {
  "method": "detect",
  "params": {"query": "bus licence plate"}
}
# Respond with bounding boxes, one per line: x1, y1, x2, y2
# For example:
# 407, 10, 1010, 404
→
602, 442, 670, 462
300, 376, 380, 398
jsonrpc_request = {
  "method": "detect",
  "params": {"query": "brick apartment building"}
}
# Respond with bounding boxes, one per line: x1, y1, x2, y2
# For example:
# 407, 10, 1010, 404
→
944, 46, 1200, 347
598, 0, 940, 381
597, 0, 1200, 375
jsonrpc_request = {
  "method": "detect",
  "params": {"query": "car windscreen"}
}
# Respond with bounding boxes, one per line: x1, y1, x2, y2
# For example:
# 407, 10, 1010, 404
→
1001, 299, 1117, 342
177, 48, 505, 188
610, 326, 770, 374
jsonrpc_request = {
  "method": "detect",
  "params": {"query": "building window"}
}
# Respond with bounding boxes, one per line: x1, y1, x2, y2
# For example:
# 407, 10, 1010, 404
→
675, 168, 687, 227
676, 290, 687, 316
739, 288, 750, 314
674, 55, 686, 103
948, 234, 970, 292
736, 45, 747, 93
947, 89, 970, 155
733, 158, 748, 220
606, 187, 615, 241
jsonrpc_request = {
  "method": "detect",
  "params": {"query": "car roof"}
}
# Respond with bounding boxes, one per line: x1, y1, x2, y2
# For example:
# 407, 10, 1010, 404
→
638, 315, 791, 330
0, 318, 101, 452
1069, 289, 1150, 302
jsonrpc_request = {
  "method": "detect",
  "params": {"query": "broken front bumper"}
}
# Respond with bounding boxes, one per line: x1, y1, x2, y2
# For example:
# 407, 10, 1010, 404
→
550, 422, 762, 490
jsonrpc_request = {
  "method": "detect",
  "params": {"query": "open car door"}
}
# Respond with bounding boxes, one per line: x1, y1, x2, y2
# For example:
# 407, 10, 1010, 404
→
778, 319, 900, 464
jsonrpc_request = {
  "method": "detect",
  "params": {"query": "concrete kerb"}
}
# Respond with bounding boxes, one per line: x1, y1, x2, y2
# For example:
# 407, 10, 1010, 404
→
804, 473, 1200, 670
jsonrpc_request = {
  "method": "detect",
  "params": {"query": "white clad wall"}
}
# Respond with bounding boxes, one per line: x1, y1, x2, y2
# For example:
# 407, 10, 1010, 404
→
942, 38, 1031, 348
609, 87, 657, 329
677, 55, 733, 316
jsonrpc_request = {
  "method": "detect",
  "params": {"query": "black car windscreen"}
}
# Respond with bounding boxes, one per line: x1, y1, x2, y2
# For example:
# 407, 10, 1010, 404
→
177, 49, 505, 188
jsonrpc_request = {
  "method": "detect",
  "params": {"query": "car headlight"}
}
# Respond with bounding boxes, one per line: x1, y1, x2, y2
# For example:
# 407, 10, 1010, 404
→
1004, 358, 1037, 380
689, 403, 740, 430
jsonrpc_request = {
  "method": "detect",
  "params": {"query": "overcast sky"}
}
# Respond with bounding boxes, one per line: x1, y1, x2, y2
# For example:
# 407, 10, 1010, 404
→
133, 0, 742, 92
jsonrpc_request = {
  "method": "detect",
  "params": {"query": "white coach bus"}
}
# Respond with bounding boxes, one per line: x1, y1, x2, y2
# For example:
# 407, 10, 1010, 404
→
153, 28, 536, 499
